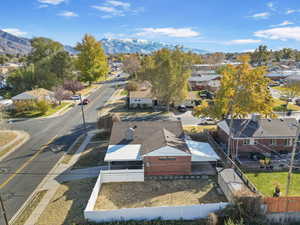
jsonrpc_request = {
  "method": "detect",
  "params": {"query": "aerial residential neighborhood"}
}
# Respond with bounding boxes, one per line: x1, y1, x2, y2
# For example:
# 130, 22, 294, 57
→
1, 1, 300, 225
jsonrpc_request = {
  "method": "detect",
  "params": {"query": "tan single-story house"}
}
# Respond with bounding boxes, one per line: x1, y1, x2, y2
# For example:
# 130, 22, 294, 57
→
12, 88, 55, 103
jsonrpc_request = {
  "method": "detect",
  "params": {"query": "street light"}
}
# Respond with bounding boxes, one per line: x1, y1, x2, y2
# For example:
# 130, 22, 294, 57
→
79, 94, 87, 134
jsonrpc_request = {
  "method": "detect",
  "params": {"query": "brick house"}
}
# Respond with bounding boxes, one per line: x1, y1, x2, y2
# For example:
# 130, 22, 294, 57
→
217, 115, 299, 158
104, 120, 220, 176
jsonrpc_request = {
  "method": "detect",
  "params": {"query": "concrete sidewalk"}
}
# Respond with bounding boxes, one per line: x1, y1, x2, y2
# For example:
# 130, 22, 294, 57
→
58, 166, 107, 182
11, 131, 97, 225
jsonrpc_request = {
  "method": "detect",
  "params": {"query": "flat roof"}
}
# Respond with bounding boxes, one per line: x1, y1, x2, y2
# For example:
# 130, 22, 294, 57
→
186, 140, 220, 162
104, 144, 142, 162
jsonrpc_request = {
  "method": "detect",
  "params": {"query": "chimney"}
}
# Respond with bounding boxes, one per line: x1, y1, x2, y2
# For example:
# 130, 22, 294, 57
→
125, 125, 137, 141
251, 114, 261, 123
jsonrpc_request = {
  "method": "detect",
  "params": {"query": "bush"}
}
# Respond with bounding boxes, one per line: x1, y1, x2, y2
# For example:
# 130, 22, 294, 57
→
273, 104, 288, 112
126, 81, 139, 91
14, 101, 38, 113
36, 100, 49, 114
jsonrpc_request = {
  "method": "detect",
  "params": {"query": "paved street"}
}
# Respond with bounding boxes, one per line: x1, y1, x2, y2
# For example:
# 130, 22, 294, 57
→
0, 80, 119, 224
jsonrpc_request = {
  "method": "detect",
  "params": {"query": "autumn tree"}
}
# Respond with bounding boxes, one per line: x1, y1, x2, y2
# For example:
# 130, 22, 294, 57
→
75, 34, 109, 85
53, 86, 66, 105
193, 54, 274, 159
251, 45, 270, 65
281, 81, 300, 111
63, 80, 84, 94
139, 48, 191, 111
122, 55, 141, 79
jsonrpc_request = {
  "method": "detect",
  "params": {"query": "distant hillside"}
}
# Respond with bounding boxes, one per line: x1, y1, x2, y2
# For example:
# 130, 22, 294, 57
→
100, 38, 208, 55
0, 29, 31, 55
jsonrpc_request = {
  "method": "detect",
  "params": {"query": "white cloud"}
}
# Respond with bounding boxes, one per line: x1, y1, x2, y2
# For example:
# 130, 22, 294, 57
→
243, 49, 255, 53
58, 11, 78, 17
254, 26, 300, 41
271, 20, 294, 27
225, 39, 262, 45
106, 0, 130, 9
92, 0, 140, 18
38, 4, 49, 8
250, 12, 270, 19
286, 9, 299, 14
136, 27, 200, 38
38, 0, 65, 5
267, 2, 276, 11
2, 28, 27, 37
92, 6, 124, 16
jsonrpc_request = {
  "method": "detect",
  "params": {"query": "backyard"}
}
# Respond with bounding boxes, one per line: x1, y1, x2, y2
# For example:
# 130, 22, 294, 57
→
246, 172, 300, 196
95, 178, 226, 210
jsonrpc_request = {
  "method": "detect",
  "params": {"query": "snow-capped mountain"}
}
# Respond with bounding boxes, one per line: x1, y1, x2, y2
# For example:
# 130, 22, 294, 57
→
100, 38, 208, 54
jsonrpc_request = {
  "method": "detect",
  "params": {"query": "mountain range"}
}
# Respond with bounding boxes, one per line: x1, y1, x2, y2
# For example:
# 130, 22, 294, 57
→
0, 29, 207, 56
0, 30, 31, 55
100, 38, 208, 54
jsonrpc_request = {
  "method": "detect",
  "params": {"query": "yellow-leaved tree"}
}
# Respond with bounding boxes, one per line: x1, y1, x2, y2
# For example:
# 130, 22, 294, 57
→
193, 54, 274, 159
75, 34, 109, 85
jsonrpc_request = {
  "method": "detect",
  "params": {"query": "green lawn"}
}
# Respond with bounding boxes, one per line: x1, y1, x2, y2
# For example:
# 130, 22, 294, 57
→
246, 172, 300, 196
10, 102, 72, 118
272, 98, 300, 111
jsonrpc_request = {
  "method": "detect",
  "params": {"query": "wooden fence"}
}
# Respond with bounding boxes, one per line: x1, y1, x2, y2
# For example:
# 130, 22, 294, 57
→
264, 197, 300, 213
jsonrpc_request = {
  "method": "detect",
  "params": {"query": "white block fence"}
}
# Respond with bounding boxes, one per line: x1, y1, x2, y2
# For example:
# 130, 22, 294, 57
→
84, 169, 228, 223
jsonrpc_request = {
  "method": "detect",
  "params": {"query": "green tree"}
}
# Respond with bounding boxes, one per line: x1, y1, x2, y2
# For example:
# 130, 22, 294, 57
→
193, 55, 274, 159
251, 45, 270, 65
28, 37, 64, 64
280, 48, 294, 60
0, 55, 9, 65
50, 51, 73, 81
75, 34, 109, 85
36, 100, 49, 115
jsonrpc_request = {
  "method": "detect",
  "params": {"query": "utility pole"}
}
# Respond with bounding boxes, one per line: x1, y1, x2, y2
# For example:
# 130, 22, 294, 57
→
0, 194, 9, 225
79, 94, 87, 134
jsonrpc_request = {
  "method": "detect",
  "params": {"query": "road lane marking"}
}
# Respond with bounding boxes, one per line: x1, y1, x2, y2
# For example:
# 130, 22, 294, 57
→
0, 135, 58, 189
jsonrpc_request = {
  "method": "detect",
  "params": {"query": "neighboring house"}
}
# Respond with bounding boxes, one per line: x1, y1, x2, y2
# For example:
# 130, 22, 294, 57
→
129, 81, 156, 109
217, 115, 299, 158
189, 75, 220, 91
104, 120, 220, 176
266, 72, 289, 81
129, 89, 154, 109
0, 63, 22, 74
12, 88, 55, 104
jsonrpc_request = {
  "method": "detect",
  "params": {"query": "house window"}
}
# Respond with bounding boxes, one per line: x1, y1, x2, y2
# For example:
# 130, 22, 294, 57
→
271, 139, 277, 146
284, 139, 291, 146
159, 156, 176, 161
243, 139, 250, 145
145, 162, 150, 167
254, 139, 258, 145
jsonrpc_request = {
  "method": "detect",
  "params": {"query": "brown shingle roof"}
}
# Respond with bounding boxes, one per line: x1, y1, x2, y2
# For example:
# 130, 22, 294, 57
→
109, 120, 190, 156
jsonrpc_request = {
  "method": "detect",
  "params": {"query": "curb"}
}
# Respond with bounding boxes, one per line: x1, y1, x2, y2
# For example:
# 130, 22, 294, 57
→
0, 130, 30, 162
9, 132, 94, 225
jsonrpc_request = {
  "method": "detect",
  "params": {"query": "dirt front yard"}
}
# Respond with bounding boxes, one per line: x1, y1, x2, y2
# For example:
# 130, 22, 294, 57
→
0, 131, 17, 147
95, 178, 226, 210
36, 178, 96, 225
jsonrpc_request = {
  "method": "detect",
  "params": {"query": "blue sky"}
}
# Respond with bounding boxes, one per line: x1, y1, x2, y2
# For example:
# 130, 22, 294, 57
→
2, 0, 300, 52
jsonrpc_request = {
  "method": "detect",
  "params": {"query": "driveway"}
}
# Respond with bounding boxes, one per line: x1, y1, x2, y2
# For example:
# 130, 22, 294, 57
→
171, 110, 202, 125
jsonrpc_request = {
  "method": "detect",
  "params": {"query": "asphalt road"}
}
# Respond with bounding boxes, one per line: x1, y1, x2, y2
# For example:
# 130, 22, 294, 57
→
0, 80, 119, 225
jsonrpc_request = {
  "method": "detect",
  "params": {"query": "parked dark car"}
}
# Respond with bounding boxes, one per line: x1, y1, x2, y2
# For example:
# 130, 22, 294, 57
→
177, 105, 187, 112
81, 99, 89, 105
